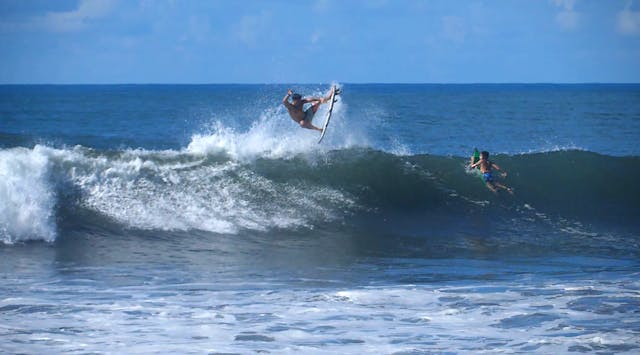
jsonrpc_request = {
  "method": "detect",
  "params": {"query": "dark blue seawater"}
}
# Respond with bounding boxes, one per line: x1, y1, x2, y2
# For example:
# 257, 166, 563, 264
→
1, 84, 639, 353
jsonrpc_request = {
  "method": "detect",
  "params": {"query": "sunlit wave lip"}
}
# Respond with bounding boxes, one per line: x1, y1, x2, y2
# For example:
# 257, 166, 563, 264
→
509, 144, 587, 156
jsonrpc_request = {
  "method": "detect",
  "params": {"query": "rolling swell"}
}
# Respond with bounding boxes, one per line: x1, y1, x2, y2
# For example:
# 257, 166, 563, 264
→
255, 148, 640, 221
1, 145, 639, 245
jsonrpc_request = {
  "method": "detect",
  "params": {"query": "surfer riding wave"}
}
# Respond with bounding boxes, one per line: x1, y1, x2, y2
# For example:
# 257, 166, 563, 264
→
282, 87, 339, 132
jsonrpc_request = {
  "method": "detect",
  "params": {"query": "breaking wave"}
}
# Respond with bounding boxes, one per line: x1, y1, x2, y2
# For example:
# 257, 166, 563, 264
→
1, 136, 638, 245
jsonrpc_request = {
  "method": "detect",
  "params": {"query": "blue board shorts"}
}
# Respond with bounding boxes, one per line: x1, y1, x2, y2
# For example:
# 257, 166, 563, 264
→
304, 107, 316, 122
482, 172, 493, 182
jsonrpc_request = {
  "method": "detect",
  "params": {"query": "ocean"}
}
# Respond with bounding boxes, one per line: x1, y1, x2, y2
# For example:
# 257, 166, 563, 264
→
1, 84, 639, 353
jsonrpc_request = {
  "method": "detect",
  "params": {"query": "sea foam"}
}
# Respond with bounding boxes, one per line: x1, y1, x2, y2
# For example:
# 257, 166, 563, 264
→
0, 141, 356, 244
187, 86, 368, 161
0, 146, 56, 243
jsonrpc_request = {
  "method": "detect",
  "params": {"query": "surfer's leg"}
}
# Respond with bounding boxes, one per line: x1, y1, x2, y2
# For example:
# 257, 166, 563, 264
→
299, 120, 322, 131
485, 182, 498, 193
300, 107, 322, 131
320, 87, 335, 104
311, 102, 321, 114
495, 182, 514, 194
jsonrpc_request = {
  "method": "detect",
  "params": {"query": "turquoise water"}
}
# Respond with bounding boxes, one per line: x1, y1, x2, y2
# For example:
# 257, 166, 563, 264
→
1, 84, 639, 353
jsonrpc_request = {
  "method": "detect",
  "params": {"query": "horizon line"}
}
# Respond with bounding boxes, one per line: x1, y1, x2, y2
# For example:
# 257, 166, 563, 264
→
1, 82, 640, 86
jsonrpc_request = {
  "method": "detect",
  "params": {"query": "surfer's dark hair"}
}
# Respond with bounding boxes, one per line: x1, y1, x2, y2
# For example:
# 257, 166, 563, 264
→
291, 93, 302, 100
481, 151, 489, 158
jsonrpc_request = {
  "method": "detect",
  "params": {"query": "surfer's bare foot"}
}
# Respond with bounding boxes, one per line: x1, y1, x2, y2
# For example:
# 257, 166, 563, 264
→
298, 120, 322, 131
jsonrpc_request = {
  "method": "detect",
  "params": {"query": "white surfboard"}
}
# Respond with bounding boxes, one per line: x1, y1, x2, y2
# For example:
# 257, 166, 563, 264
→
318, 86, 339, 143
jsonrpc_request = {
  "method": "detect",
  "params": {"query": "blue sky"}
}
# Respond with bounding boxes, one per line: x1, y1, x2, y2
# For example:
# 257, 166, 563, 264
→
0, 0, 639, 83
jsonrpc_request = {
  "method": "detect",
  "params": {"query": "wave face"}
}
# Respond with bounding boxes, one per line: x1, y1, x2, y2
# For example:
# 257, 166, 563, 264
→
1, 140, 638, 244
0, 145, 357, 244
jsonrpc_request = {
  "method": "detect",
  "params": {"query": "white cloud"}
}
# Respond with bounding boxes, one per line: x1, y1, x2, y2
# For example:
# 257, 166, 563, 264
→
363, 0, 389, 9
313, 0, 331, 14
232, 11, 272, 48
186, 15, 213, 44
39, 0, 117, 33
232, 11, 271, 47
617, 1, 640, 36
441, 16, 465, 43
552, 0, 577, 8
310, 30, 323, 45
0, 0, 117, 33
552, 0, 579, 30
556, 10, 578, 30
302, 29, 324, 54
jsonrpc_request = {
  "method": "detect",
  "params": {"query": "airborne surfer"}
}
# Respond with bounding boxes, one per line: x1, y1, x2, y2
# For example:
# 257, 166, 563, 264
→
469, 151, 514, 194
282, 87, 339, 131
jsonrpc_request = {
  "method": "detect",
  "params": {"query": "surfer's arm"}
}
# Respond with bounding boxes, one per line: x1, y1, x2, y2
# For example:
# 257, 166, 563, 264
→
282, 100, 295, 110
492, 163, 508, 176
470, 161, 481, 168
282, 92, 298, 110
282, 90, 292, 105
